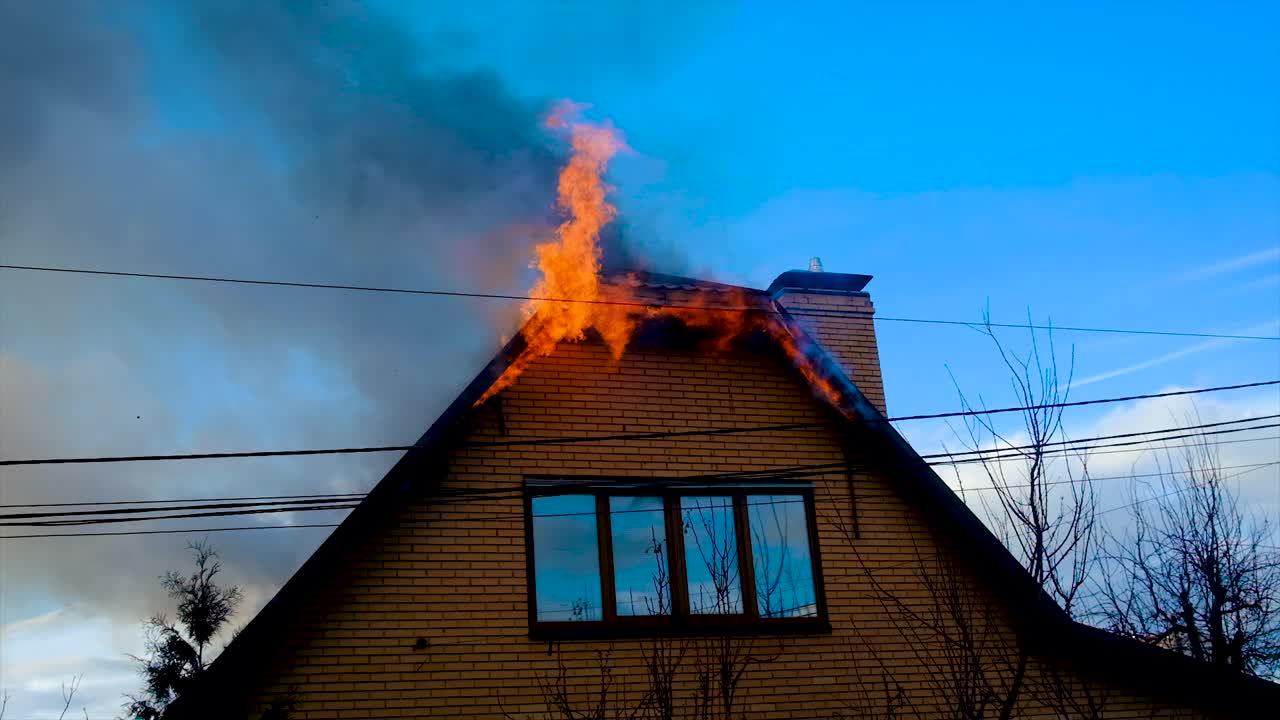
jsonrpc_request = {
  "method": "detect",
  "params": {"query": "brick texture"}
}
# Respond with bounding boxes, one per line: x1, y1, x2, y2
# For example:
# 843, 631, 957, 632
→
772, 291, 886, 414
210, 337, 1223, 719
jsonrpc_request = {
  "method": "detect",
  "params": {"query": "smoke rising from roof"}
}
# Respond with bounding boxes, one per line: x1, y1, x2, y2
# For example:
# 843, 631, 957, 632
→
0, 2, 718, 713
0, 0, 624, 633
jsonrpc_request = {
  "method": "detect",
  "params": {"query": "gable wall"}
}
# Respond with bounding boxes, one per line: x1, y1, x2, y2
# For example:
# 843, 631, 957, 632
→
214, 339, 1214, 719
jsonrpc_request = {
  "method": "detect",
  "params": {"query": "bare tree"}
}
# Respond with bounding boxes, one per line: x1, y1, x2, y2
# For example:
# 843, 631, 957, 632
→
949, 313, 1098, 618
876, 544, 1029, 720
58, 675, 83, 720
830, 476, 1116, 719
529, 646, 637, 720
0, 677, 90, 720
520, 532, 674, 720
683, 498, 782, 720
1099, 431, 1280, 679
831, 618, 911, 720
637, 529, 683, 720
124, 541, 243, 719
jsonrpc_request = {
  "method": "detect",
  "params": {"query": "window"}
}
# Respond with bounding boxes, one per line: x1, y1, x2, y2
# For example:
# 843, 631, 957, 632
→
525, 480, 828, 638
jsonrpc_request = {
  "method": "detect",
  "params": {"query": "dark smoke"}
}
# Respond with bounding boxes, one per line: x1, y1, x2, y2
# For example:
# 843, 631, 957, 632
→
0, 0, 558, 633
1, 1, 718, 714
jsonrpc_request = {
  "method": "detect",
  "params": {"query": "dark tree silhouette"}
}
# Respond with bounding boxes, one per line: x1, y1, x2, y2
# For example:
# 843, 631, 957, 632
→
124, 541, 242, 720
1099, 431, 1280, 679
949, 313, 1097, 618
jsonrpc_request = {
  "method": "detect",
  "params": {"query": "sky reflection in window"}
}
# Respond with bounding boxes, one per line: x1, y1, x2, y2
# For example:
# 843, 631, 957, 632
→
748, 495, 817, 618
610, 496, 670, 616
682, 496, 742, 614
532, 495, 601, 621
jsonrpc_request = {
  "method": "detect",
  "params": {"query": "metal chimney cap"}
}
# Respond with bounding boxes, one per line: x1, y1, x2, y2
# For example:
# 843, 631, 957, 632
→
767, 270, 873, 297
808, 257, 824, 272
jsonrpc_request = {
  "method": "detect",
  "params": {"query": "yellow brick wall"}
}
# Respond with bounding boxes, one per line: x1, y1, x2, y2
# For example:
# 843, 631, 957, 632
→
220, 338, 1217, 719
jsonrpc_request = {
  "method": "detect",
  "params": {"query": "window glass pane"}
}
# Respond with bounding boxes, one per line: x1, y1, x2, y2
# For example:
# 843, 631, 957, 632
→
681, 496, 742, 614
748, 495, 818, 618
531, 495, 602, 622
610, 496, 670, 616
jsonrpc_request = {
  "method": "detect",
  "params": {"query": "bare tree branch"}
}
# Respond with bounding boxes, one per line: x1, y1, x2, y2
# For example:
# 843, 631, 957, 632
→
949, 310, 1098, 618
58, 674, 83, 720
1097, 422, 1280, 679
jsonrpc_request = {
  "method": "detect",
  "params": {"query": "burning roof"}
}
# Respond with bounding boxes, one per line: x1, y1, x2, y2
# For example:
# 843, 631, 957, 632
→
478, 103, 849, 411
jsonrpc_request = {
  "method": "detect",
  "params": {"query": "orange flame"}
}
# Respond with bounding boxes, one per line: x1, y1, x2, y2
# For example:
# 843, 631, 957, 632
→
478, 103, 628, 403
477, 103, 848, 414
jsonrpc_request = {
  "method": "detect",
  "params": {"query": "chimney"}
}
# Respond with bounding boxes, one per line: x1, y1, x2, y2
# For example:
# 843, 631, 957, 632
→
768, 266, 887, 413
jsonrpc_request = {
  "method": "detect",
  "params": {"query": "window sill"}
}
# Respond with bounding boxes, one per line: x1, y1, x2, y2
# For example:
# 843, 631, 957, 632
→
530, 617, 832, 641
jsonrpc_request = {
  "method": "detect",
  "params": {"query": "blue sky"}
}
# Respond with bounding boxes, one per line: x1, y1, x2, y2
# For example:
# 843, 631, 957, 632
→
380, 0, 1280, 414
2, 1, 1278, 716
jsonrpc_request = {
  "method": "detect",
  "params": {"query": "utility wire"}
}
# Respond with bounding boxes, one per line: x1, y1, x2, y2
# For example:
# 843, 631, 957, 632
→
0, 491, 368, 510
0, 496, 362, 521
3, 381, 1275, 467
920, 418, 1280, 461
6, 420, 1275, 519
942, 434, 1280, 467
0, 523, 342, 539
3, 434, 1274, 524
2, 418, 1276, 527
7, 460, 1274, 512
5, 462, 1275, 540
884, 381, 1279, 423
5, 438, 1276, 529
4, 263, 1277, 342
1096, 463, 1278, 517
2, 423, 1274, 533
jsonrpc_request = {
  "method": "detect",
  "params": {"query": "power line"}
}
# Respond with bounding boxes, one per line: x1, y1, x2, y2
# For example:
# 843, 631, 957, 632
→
0, 491, 367, 510
1, 418, 1274, 531
7, 422, 1275, 522
3, 380, 1275, 467
943, 434, 1280, 467
947, 462, 1279, 494
8, 460, 1275, 512
4, 440, 1276, 531
3, 433, 1273, 526
6, 461, 1275, 540
0, 497, 361, 523
884, 380, 1280, 423
4, 263, 1277, 341
0, 495, 807, 528
1097, 462, 1277, 517
921, 418, 1280, 461
0, 523, 341, 539
0, 421, 1274, 531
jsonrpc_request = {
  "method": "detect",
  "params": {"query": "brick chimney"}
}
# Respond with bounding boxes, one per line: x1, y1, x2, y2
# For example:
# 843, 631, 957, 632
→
768, 266, 887, 413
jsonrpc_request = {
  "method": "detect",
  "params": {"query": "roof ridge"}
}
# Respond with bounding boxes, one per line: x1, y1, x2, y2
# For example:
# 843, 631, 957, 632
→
607, 270, 765, 294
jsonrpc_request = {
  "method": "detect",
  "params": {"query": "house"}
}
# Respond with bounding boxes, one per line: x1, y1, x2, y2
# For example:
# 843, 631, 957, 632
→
166, 268, 1279, 719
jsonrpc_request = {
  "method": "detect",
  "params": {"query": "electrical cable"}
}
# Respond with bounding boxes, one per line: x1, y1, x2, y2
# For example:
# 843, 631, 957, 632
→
5, 461, 1273, 539
5, 263, 1277, 341
3, 381, 1275, 466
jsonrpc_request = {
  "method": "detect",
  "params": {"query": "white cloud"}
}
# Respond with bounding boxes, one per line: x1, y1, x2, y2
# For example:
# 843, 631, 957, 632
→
1165, 246, 1280, 286
1072, 337, 1233, 387
920, 388, 1280, 530
0, 605, 142, 719
1228, 272, 1280, 294
1071, 319, 1279, 388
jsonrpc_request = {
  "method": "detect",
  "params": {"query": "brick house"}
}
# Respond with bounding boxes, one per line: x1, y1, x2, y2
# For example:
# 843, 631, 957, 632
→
167, 269, 1279, 719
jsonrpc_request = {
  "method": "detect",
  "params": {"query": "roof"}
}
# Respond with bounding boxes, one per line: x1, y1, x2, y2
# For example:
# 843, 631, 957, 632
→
168, 271, 1280, 716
